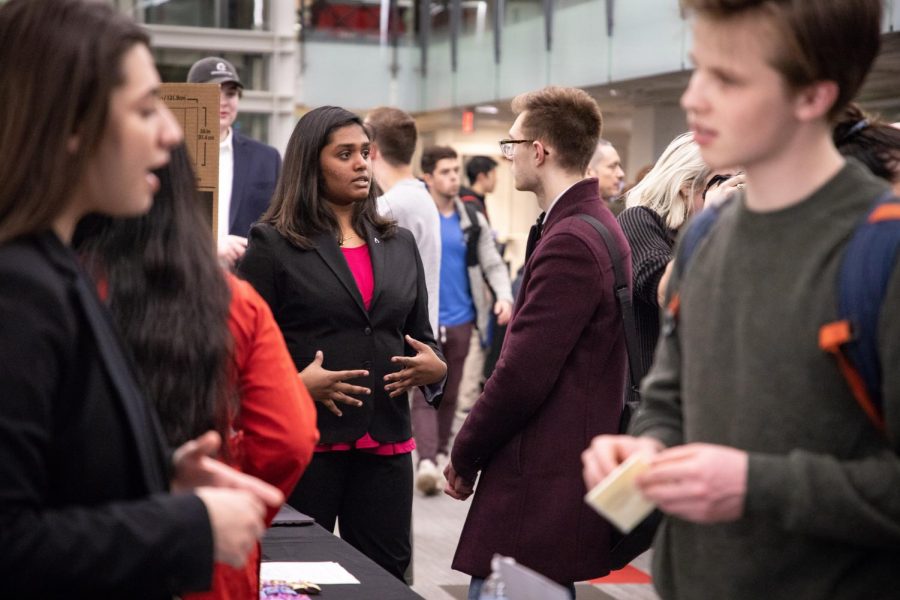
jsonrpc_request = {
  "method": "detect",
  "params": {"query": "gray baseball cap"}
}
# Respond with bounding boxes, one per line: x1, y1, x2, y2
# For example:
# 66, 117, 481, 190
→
187, 56, 243, 88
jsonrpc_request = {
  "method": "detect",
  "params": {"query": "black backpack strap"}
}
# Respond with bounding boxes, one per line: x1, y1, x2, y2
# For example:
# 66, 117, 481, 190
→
576, 216, 663, 564
462, 201, 482, 268
576, 214, 642, 400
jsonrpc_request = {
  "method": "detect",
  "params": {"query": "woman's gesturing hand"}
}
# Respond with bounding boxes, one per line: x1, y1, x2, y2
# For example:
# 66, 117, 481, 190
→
300, 350, 370, 416
384, 335, 448, 397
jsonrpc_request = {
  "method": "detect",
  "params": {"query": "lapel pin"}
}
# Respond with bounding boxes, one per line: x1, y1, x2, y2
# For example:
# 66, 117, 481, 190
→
374, 237, 380, 244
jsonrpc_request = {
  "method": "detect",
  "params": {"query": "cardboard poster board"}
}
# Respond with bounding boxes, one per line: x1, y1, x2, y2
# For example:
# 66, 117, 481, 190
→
160, 83, 220, 240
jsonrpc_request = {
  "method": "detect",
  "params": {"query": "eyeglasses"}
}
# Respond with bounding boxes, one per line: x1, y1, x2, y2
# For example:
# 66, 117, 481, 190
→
498, 139, 550, 160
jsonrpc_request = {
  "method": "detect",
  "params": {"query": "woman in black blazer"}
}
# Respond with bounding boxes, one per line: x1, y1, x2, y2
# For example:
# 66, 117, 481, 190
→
0, 1, 280, 596
239, 106, 447, 580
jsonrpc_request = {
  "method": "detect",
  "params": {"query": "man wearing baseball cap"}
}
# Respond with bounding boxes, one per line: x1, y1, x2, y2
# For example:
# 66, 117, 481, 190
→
188, 56, 281, 267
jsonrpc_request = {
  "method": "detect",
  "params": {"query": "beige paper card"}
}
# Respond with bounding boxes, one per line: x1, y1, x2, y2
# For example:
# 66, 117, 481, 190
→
584, 452, 656, 533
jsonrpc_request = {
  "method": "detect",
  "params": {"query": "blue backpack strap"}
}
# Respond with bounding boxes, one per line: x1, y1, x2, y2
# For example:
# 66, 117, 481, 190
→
819, 190, 900, 434
662, 200, 730, 328
674, 200, 729, 279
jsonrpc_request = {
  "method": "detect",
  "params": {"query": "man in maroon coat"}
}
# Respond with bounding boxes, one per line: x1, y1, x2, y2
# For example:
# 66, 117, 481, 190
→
444, 86, 631, 597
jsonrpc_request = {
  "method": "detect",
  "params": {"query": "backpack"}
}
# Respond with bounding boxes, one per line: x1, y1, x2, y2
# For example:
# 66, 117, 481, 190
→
461, 200, 482, 268
669, 190, 900, 435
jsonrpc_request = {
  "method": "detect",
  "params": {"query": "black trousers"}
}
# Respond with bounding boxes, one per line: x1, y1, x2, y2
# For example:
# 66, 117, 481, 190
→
288, 450, 413, 581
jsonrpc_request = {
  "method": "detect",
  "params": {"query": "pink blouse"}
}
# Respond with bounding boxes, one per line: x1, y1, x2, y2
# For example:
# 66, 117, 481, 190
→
314, 243, 416, 456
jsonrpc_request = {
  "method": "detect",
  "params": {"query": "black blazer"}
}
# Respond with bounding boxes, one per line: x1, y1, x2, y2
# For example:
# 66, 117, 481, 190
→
230, 132, 280, 238
0, 233, 212, 598
239, 223, 442, 444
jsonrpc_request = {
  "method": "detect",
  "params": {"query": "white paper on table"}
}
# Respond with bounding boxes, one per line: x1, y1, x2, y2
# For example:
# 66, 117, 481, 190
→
260, 561, 360, 584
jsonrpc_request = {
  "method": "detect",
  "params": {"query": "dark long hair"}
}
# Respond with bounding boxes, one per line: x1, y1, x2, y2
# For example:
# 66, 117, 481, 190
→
0, 0, 148, 243
75, 145, 234, 449
262, 106, 395, 249
833, 103, 900, 185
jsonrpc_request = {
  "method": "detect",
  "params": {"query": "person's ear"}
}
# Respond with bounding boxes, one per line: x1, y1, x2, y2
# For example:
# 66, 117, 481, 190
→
369, 143, 379, 160
793, 80, 839, 123
533, 141, 548, 166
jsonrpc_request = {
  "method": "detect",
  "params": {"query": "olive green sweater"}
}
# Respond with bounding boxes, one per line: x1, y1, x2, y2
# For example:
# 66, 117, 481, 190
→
631, 161, 900, 599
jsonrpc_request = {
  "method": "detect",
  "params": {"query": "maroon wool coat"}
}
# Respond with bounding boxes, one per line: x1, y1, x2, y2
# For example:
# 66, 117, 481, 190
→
450, 178, 630, 584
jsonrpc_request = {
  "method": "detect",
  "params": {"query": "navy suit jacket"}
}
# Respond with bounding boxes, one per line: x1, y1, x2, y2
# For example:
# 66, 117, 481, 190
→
230, 132, 281, 238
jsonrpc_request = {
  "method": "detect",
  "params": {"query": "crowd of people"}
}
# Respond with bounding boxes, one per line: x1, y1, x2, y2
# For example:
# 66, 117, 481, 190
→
1, 0, 898, 599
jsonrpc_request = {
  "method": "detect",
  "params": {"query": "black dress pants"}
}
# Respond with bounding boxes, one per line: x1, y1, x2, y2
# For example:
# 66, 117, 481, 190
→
288, 450, 413, 581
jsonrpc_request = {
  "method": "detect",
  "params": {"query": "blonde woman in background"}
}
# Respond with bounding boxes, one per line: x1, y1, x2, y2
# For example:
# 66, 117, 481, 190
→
616, 132, 740, 383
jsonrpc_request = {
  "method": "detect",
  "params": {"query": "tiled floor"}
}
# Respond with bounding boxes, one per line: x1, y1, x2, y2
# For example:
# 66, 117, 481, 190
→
407, 417, 660, 600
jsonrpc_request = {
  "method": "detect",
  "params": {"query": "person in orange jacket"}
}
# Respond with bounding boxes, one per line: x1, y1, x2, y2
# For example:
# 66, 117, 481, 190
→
77, 144, 319, 600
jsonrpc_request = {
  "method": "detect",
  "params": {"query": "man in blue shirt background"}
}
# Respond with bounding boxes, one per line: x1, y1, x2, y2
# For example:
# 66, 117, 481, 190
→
413, 146, 513, 496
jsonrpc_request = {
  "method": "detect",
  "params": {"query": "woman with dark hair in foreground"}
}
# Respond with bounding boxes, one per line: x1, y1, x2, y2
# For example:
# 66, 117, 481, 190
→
76, 144, 319, 600
239, 106, 446, 581
0, 0, 282, 596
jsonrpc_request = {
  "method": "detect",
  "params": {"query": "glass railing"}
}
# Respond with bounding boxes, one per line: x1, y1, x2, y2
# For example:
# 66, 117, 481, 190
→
297, 0, 572, 42
299, 0, 414, 43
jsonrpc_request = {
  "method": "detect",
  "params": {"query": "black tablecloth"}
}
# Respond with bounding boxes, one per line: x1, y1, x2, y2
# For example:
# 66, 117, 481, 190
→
261, 523, 422, 600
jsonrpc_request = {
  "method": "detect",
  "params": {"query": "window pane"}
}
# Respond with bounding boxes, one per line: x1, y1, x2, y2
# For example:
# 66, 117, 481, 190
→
141, 0, 269, 31
504, 0, 542, 24
235, 113, 270, 145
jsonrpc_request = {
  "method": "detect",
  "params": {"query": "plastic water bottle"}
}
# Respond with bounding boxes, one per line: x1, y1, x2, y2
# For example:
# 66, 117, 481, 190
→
478, 555, 508, 600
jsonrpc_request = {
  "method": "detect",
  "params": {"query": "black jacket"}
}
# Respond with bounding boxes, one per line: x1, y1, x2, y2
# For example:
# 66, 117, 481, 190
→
238, 223, 442, 444
0, 233, 212, 598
